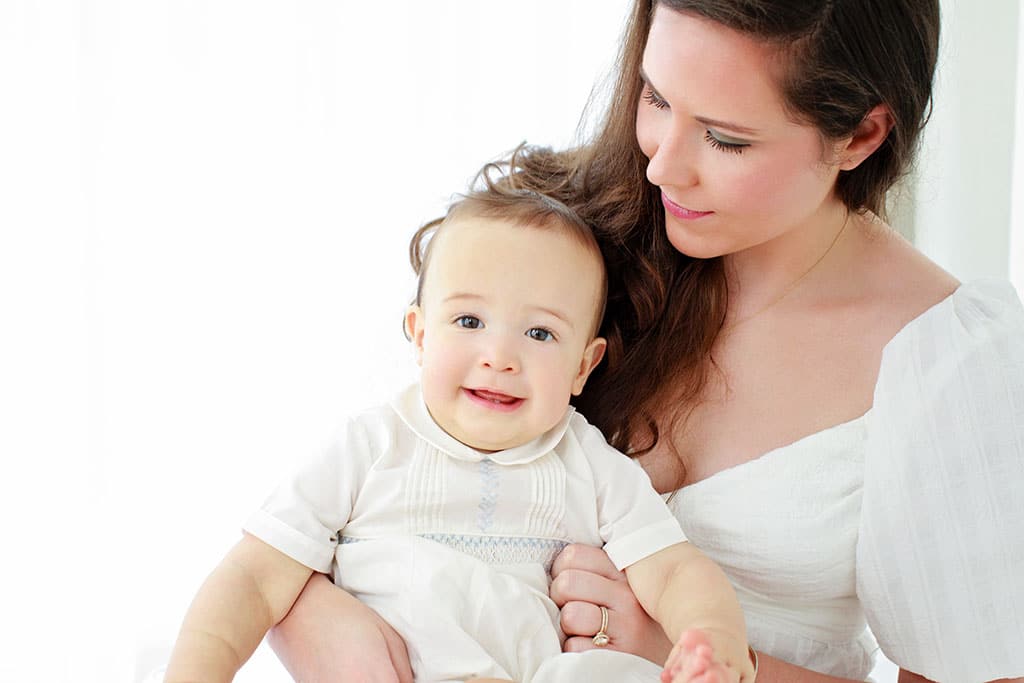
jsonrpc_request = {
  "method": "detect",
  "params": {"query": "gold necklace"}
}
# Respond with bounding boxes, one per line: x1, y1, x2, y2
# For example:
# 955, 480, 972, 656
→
724, 212, 850, 332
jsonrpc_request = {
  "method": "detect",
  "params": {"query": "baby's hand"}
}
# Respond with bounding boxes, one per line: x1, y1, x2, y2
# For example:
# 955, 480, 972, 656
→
660, 629, 754, 683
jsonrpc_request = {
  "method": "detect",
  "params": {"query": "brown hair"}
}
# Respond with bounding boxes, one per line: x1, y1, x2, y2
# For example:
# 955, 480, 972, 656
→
409, 152, 608, 335
483, 0, 940, 475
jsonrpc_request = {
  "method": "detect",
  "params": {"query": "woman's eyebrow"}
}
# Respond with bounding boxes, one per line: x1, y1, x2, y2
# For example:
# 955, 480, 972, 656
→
695, 116, 760, 137
639, 66, 761, 137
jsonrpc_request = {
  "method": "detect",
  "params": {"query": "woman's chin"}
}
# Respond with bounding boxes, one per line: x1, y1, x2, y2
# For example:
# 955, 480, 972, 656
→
664, 223, 725, 260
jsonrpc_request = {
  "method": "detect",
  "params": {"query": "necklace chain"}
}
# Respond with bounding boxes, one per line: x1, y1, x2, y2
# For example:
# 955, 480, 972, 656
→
725, 213, 850, 332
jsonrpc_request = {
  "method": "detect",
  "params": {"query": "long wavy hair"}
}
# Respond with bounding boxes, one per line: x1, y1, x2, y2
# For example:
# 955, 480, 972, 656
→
471, 0, 939, 475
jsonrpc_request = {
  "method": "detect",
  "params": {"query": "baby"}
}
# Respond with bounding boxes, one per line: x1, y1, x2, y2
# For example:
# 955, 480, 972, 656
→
165, 171, 755, 683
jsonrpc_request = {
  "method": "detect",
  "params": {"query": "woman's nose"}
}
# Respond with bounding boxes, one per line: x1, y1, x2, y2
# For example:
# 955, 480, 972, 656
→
645, 127, 699, 190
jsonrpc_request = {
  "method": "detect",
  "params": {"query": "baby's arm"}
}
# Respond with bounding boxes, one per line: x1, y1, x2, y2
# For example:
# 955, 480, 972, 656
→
625, 542, 754, 682
164, 533, 314, 683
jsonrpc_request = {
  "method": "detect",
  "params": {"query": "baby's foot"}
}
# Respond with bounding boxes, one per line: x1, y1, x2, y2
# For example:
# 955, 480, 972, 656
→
660, 630, 740, 683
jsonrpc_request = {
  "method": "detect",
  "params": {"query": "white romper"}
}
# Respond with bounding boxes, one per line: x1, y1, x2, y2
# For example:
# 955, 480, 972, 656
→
245, 384, 686, 682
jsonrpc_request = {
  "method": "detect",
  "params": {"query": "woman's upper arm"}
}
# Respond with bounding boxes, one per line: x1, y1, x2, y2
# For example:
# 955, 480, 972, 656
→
857, 282, 1024, 682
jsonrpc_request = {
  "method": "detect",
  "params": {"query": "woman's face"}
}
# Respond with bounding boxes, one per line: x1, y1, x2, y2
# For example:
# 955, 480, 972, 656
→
636, 6, 845, 259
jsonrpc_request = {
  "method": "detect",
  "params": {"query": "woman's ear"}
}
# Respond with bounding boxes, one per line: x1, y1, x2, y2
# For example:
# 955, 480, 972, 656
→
836, 104, 894, 171
571, 337, 608, 396
405, 305, 425, 366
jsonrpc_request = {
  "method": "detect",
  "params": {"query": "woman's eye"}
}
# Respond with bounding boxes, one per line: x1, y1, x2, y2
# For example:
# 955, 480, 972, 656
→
526, 328, 554, 342
704, 129, 749, 154
642, 87, 669, 110
454, 315, 482, 329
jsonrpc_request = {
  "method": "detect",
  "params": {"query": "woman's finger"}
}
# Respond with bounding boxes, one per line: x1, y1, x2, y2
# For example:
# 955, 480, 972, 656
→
559, 600, 606, 637
551, 543, 624, 582
549, 566, 634, 610
564, 634, 607, 654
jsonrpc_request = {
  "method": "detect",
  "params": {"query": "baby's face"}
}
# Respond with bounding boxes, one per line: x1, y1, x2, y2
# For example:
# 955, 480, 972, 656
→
406, 216, 606, 452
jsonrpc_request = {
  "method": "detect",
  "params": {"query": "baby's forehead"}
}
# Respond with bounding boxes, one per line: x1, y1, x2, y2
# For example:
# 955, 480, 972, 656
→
433, 212, 601, 263
423, 214, 605, 311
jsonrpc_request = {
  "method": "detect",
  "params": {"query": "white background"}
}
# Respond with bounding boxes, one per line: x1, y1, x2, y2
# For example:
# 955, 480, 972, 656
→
1, 1, 1019, 681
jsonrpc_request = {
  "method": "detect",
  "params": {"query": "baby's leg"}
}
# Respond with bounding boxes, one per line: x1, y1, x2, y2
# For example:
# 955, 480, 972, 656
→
660, 630, 740, 683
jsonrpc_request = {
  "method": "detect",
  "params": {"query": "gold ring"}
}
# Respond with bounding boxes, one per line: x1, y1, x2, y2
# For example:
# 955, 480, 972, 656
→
592, 605, 610, 647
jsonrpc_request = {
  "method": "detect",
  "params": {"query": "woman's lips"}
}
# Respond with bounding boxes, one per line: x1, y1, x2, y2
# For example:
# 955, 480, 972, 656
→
661, 192, 713, 220
463, 387, 524, 412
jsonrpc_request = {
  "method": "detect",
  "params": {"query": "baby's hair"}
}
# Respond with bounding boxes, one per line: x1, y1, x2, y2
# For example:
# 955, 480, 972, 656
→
408, 145, 608, 335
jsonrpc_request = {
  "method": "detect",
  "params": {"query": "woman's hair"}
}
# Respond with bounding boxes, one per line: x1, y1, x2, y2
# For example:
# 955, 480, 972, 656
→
484, 0, 940, 475
409, 153, 608, 334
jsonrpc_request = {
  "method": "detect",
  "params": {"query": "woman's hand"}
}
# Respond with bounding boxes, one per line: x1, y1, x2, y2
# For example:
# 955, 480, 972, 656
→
267, 572, 413, 683
549, 543, 674, 664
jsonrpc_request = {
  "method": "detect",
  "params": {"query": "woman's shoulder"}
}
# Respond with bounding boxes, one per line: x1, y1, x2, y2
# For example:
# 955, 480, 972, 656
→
850, 222, 962, 338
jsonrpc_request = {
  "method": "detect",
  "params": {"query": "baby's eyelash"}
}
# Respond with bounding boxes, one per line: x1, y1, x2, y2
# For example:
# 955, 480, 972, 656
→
642, 87, 669, 110
704, 130, 747, 155
526, 327, 555, 342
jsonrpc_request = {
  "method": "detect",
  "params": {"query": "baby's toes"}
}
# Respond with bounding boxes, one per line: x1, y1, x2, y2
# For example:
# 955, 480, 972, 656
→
667, 643, 714, 683
698, 660, 740, 683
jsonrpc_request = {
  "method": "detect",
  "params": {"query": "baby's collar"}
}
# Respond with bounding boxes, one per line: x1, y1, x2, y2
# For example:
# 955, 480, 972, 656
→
389, 383, 574, 465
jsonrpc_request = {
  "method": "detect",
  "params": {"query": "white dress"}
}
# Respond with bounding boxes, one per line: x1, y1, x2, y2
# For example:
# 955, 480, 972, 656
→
244, 384, 686, 682
670, 280, 1024, 682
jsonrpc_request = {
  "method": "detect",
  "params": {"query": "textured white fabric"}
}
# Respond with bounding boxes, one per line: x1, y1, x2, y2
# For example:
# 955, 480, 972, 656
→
671, 280, 1024, 682
244, 384, 686, 681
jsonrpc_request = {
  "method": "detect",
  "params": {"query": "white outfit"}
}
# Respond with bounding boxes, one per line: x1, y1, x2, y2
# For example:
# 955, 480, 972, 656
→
671, 280, 1024, 682
244, 385, 685, 682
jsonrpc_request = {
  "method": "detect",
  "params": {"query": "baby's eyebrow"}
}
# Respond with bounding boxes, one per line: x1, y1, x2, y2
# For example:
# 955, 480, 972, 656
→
532, 305, 575, 331
442, 292, 483, 304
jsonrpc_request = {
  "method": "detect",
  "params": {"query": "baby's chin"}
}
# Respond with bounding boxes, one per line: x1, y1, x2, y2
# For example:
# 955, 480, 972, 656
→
457, 433, 531, 453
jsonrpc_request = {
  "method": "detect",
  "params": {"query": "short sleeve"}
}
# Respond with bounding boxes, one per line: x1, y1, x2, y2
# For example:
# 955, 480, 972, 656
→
857, 280, 1024, 682
243, 414, 378, 573
573, 419, 687, 570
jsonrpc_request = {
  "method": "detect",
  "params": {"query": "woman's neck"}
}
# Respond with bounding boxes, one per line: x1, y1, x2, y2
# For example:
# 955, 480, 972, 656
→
723, 199, 855, 327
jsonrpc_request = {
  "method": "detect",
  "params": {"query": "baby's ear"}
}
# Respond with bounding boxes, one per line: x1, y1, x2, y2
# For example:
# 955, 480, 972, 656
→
571, 337, 607, 396
405, 305, 426, 366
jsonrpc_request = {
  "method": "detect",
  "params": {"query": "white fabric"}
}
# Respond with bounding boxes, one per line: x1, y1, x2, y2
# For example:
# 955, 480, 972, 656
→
671, 280, 1024, 682
245, 384, 686, 682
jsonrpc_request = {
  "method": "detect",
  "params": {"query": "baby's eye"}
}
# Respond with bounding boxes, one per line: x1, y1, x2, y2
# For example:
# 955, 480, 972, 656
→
526, 328, 554, 342
454, 315, 483, 329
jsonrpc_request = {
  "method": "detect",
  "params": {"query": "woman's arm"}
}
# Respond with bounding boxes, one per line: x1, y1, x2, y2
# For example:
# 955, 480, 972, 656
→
267, 571, 414, 683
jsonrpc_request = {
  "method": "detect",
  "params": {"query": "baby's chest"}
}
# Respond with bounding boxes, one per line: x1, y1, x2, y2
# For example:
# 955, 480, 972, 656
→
344, 449, 602, 546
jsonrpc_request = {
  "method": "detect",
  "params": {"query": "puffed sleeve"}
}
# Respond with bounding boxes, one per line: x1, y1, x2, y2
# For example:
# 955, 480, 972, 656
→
857, 280, 1024, 682
242, 413, 379, 573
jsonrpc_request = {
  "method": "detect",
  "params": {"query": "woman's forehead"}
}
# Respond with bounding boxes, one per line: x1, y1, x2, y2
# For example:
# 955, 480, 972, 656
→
643, 7, 790, 127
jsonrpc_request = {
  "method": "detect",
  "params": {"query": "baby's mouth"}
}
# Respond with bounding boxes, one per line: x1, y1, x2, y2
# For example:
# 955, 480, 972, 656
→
464, 387, 525, 411
470, 388, 519, 404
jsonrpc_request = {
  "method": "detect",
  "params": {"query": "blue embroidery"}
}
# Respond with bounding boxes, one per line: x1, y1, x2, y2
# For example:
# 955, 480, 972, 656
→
477, 458, 499, 532
340, 534, 569, 574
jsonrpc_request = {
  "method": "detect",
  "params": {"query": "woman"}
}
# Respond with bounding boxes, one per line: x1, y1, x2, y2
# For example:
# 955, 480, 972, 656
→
270, 1, 1024, 681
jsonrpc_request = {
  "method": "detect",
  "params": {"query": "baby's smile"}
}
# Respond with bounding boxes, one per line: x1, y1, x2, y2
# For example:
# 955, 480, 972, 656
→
463, 387, 525, 412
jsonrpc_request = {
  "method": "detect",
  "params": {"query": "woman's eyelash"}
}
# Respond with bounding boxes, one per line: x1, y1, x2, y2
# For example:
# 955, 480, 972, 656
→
644, 88, 747, 155
642, 88, 668, 110
704, 130, 747, 154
